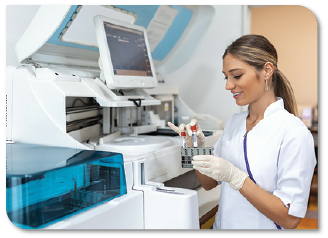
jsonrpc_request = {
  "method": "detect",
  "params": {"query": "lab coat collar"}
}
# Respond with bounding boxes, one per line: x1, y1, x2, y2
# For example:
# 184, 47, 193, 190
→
247, 97, 284, 118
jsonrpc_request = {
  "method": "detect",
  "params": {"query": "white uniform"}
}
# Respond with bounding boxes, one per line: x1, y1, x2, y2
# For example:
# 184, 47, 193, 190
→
212, 97, 316, 229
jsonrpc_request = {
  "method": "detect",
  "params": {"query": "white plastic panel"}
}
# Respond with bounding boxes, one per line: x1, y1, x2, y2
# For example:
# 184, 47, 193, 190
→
46, 190, 144, 229
96, 135, 171, 155
11, 66, 88, 149
62, 5, 135, 47
132, 159, 199, 229
15, 5, 71, 63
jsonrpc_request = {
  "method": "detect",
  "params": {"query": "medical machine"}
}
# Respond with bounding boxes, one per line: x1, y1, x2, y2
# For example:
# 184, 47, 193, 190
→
6, 5, 223, 229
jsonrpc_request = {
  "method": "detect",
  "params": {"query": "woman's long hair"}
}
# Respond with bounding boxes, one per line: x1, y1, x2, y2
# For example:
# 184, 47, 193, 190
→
223, 35, 298, 116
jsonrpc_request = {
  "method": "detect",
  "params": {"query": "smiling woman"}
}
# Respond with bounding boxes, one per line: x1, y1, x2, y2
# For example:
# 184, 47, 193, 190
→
222, 35, 298, 117
169, 34, 317, 229
222, 54, 277, 111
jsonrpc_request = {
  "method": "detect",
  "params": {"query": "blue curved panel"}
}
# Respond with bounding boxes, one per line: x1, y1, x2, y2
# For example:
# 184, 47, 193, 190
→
47, 5, 99, 51
113, 5, 160, 28
114, 5, 193, 61
46, 5, 193, 61
153, 5, 192, 61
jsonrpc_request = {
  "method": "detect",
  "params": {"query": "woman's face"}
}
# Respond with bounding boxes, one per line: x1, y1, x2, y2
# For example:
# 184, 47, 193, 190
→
222, 54, 266, 106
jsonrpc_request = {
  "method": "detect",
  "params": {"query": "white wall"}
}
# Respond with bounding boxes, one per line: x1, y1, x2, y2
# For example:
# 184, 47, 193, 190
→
6, 5, 243, 127
164, 5, 243, 126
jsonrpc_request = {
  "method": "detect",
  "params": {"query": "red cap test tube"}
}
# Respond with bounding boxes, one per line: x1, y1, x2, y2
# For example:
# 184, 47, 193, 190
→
191, 125, 198, 148
181, 131, 186, 148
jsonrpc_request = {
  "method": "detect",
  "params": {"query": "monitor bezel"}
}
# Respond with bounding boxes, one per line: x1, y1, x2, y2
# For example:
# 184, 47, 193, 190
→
94, 15, 158, 90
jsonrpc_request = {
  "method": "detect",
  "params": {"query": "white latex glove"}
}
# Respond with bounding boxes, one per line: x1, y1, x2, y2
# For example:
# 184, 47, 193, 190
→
192, 155, 249, 191
168, 119, 206, 147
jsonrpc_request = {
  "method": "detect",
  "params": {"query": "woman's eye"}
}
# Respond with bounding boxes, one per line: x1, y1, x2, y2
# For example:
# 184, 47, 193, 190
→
224, 74, 242, 80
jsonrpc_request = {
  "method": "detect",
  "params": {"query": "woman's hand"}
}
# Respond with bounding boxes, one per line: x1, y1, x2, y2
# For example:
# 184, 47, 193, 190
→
167, 119, 206, 147
192, 155, 249, 191
168, 119, 218, 190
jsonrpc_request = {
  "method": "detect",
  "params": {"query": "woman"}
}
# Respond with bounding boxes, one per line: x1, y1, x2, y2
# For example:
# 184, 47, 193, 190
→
168, 35, 316, 229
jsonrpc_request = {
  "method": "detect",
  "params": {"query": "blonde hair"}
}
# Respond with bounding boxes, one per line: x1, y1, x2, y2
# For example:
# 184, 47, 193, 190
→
223, 35, 298, 116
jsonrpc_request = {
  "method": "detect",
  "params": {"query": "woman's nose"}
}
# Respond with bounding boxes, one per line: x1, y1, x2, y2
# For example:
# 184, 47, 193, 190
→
225, 78, 235, 91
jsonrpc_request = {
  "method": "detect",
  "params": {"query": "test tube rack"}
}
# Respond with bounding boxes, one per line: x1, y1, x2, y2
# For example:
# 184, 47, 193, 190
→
181, 147, 214, 168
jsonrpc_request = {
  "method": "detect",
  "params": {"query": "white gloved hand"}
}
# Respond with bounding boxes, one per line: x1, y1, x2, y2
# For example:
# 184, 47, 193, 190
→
192, 155, 249, 191
168, 119, 205, 148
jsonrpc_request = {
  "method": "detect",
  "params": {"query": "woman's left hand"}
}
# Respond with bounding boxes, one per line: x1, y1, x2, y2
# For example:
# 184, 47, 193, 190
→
192, 155, 249, 191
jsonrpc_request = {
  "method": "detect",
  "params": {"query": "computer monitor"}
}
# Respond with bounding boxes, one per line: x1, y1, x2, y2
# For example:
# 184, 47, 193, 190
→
94, 15, 158, 89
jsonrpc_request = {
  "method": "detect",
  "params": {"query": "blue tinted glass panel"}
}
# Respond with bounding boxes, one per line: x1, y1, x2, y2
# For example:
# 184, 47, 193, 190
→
6, 143, 127, 229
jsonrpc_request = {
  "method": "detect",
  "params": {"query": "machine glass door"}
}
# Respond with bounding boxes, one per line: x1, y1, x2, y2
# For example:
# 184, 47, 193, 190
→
6, 143, 127, 229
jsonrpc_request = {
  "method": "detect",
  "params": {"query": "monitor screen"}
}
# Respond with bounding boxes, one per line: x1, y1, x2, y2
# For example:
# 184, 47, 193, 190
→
104, 22, 153, 77
94, 15, 157, 89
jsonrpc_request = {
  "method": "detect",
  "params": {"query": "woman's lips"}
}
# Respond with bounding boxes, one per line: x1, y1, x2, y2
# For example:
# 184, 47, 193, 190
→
233, 91, 243, 99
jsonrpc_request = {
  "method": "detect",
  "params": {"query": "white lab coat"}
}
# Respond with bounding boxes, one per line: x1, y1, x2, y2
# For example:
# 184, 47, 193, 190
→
212, 97, 316, 229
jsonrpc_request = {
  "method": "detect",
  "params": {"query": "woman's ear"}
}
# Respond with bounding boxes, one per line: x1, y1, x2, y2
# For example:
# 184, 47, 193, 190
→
263, 62, 274, 79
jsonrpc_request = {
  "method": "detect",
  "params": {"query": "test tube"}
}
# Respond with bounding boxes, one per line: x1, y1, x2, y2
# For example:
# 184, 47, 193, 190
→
191, 125, 198, 148
72, 175, 77, 190
181, 131, 186, 148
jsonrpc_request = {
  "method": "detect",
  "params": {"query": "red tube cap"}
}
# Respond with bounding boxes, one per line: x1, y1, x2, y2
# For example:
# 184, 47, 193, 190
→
181, 132, 186, 136
191, 125, 197, 131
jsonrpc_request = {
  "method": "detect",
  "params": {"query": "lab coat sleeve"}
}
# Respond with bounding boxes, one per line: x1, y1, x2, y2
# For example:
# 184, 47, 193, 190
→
273, 125, 316, 218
